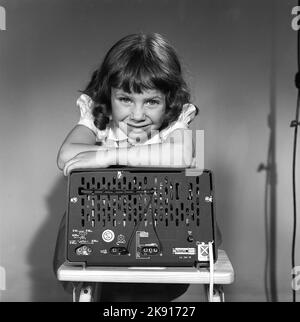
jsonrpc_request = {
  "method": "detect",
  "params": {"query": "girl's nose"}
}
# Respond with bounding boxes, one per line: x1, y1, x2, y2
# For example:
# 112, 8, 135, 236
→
130, 104, 146, 121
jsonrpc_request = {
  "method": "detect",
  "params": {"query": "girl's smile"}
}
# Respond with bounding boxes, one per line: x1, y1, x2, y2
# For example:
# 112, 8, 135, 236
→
111, 88, 166, 143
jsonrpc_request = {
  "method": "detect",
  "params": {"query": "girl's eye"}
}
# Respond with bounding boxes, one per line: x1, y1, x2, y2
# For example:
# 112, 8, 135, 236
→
119, 97, 132, 104
145, 100, 160, 106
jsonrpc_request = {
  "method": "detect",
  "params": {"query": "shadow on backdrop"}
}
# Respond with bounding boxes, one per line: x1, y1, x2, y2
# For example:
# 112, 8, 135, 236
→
27, 175, 70, 302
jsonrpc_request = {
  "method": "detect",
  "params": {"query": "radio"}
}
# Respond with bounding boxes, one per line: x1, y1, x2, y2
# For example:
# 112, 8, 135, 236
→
66, 167, 218, 267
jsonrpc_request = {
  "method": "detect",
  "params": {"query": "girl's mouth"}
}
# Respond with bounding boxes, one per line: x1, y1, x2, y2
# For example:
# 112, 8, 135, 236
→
128, 123, 150, 129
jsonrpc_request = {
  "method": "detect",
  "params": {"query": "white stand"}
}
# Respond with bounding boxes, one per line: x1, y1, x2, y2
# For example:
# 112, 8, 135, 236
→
58, 249, 234, 302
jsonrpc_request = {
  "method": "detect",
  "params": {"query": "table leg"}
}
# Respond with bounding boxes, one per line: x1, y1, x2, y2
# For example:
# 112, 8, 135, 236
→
72, 283, 100, 302
205, 284, 225, 302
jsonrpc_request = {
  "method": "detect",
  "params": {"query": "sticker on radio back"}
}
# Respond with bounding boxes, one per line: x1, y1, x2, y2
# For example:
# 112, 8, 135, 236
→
172, 248, 196, 255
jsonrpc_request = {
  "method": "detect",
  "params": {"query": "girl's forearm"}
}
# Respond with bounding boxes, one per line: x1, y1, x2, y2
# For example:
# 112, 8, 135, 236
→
109, 142, 193, 168
57, 143, 107, 170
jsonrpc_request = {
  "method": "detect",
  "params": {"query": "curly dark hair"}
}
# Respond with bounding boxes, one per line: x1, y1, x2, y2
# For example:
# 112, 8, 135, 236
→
81, 33, 196, 131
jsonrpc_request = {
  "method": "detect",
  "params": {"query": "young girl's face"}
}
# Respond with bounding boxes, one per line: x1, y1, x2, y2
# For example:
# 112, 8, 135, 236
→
111, 88, 166, 143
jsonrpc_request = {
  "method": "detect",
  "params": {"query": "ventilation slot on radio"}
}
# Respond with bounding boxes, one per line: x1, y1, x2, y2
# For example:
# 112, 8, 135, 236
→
75, 173, 205, 229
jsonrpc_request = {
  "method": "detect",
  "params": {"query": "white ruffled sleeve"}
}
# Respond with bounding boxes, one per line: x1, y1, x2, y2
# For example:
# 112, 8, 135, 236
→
160, 103, 198, 141
76, 94, 99, 134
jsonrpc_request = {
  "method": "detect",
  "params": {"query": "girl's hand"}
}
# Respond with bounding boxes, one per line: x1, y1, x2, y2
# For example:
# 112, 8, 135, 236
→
63, 150, 111, 176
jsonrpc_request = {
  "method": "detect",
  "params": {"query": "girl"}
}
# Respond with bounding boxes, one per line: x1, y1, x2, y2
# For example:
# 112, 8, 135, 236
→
54, 33, 200, 301
57, 32, 198, 175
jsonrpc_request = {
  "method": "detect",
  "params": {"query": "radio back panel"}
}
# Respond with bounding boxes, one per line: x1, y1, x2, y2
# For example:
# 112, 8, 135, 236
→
66, 167, 217, 267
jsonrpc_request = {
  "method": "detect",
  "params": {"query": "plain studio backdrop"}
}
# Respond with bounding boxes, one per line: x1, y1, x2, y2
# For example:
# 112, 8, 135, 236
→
0, 0, 299, 302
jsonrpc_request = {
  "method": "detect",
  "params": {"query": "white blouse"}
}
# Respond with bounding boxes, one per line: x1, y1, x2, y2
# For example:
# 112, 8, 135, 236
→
76, 93, 198, 148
